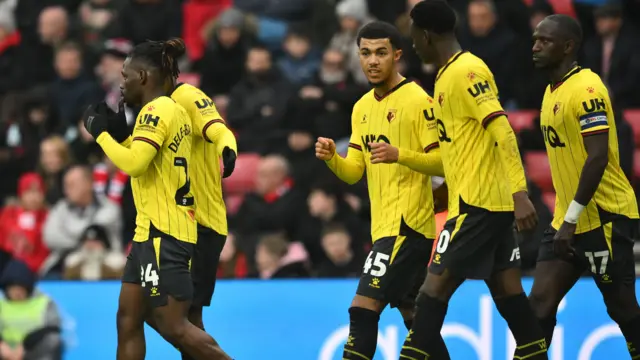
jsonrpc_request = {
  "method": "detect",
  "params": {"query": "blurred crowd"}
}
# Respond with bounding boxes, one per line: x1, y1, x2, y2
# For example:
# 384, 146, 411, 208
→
0, 0, 639, 287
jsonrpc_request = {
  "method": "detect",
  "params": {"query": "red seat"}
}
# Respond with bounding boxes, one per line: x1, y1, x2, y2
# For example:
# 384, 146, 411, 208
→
525, 151, 554, 192
634, 150, 640, 181
623, 109, 640, 145
225, 194, 245, 216
177, 72, 201, 88
222, 153, 261, 195
547, 0, 576, 17
507, 110, 538, 133
542, 192, 556, 213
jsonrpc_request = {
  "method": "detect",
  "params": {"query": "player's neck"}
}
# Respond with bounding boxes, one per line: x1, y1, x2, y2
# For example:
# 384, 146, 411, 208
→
142, 89, 167, 106
549, 60, 578, 84
373, 72, 404, 98
434, 39, 462, 68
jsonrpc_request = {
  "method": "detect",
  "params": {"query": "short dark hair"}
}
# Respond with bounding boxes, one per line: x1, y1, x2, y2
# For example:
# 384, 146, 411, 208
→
322, 222, 349, 238
129, 38, 186, 79
356, 21, 403, 49
546, 14, 583, 50
410, 0, 458, 35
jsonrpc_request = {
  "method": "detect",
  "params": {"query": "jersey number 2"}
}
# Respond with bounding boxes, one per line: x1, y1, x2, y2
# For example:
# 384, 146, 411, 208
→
174, 157, 193, 206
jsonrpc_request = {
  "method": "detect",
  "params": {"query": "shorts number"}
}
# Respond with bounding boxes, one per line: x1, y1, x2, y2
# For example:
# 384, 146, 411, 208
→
585, 251, 610, 274
174, 157, 192, 206
436, 230, 451, 254
140, 263, 159, 287
363, 251, 390, 277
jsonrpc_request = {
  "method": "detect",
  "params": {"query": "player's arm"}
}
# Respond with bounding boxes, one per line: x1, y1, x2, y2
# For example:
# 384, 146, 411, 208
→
319, 113, 365, 185
564, 89, 610, 223
463, 71, 527, 195
96, 105, 169, 178
199, 100, 238, 155
395, 102, 444, 176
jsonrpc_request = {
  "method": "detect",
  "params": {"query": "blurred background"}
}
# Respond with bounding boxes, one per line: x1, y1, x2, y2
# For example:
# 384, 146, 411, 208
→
0, 0, 639, 359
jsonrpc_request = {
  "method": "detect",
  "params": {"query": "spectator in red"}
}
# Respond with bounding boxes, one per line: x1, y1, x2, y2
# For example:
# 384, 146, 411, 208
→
93, 155, 129, 204
0, 173, 49, 273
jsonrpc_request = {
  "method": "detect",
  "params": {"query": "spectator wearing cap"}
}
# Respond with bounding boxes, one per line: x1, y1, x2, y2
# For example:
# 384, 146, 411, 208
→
0, 0, 22, 96
582, 2, 640, 109
0, 260, 63, 360
199, 8, 254, 102
329, 0, 373, 87
96, 38, 133, 111
63, 224, 125, 280
277, 26, 321, 86
0, 173, 49, 274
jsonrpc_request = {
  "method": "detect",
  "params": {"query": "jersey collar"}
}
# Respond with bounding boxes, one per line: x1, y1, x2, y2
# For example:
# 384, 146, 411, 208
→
436, 50, 467, 82
373, 78, 412, 101
550, 65, 582, 92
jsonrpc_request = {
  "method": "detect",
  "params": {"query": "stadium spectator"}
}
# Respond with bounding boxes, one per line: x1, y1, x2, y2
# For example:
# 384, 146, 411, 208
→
199, 8, 253, 99
329, 0, 372, 86
459, 0, 525, 108
78, 0, 119, 50
0, 260, 63, 360
0, 173, 49, 274
92, 156, 129, 205
297, 181, 367, 265
41, 165, 122, 277
63, 224, 125, 280
227, 45, 293, 154
50, 42, 103, 138
254, 233, 310, 279
106, 0, 182, 46
582, 2, 640, 109
217, 233, 249, 279
277, 26, 322, 86
232, 155, 306, 271
38, 135, 71, 205
315, 223, 362, 278
68, 116, 104, 165
0, 3, 21, 97
95, 38, 134, 111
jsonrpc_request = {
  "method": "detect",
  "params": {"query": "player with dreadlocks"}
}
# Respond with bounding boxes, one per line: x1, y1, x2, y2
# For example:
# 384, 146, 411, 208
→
82, 40, 231, 360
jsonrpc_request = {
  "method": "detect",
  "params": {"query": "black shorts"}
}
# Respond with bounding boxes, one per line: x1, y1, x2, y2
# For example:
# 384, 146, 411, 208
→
356, 227, 433, 308
122, 229, 195, 308
191, 224, 226, 307
537, 219, 638, 288
429, 203, 520, 280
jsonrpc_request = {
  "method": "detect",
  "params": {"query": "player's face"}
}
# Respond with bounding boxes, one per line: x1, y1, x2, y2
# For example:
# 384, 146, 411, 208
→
358, 38, 401, 87
532, 19, 569, 69
120, 58, 144, 105
410, 23, 434, 64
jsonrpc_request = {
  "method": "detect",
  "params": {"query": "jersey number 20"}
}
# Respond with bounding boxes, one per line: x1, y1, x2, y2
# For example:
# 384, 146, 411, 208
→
173, 157, 193, 206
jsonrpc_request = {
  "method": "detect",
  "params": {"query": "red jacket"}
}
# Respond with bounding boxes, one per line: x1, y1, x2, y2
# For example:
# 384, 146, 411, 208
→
0, 206, 49, 272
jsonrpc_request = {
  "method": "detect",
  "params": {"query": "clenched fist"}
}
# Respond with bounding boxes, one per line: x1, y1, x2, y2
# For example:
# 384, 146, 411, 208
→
315, 137, 336, 161
369, 142, 399, 164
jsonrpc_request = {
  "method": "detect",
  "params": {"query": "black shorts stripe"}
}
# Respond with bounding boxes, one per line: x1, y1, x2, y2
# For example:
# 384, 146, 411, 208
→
133, 136, 160, 151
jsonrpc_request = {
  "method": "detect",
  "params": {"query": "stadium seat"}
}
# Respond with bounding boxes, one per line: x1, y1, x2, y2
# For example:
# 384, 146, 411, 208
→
222, 153, 261, 194
525, 151, 554, 192
225, 194, 244, 216
507, 110, 538, 133
634, 149, 640, 181
542, 192, 556, 212
177, 72, 201, 87
623, 109, 640, 145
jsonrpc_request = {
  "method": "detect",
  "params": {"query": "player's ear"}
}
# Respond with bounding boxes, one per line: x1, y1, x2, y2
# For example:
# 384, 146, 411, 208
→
564, 39, 574, 56
394, 48, 403, 62
138, 69, 148, 85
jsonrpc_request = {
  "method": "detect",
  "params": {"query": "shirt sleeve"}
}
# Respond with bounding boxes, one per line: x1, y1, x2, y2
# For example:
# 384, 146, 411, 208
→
574, 83, 611, 136
199, 98, 238, 154
458, 67, 507, 128
396, 98, 444, 176
325, 107, 366, 185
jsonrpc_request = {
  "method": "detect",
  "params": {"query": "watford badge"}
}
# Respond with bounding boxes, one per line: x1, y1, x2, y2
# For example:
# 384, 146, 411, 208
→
387, 109, 397, 122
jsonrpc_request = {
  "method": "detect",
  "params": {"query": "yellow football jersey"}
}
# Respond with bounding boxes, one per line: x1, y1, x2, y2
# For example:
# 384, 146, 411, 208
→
540, 66, 639, 234
434, 51, 518, 219
332, 79, 439, 240
171, 83, 228, 235
131, 96, 197, 243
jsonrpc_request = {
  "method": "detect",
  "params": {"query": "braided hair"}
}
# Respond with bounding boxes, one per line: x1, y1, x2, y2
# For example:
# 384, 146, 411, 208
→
129, 38, 186, 79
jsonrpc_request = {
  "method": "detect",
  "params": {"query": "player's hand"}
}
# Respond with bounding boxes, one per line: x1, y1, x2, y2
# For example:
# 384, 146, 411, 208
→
553, 221, 577, 259
513, 191, 538, 231
221, 146, 237, 178
369, 142, 399, 164
315, 137, 336, 161
107, 99, 131, 143
82, 102, 109, 139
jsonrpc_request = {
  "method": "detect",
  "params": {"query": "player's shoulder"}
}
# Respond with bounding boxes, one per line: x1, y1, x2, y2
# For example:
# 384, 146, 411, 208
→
452, 52, 493, 77
566, 68, 609, 97
353, 89, 375, 113
171, 83, 208, 103
146, 95, 178, 112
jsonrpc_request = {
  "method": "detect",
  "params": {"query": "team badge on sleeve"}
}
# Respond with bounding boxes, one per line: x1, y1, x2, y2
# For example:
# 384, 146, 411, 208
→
579, 111, 608, 131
